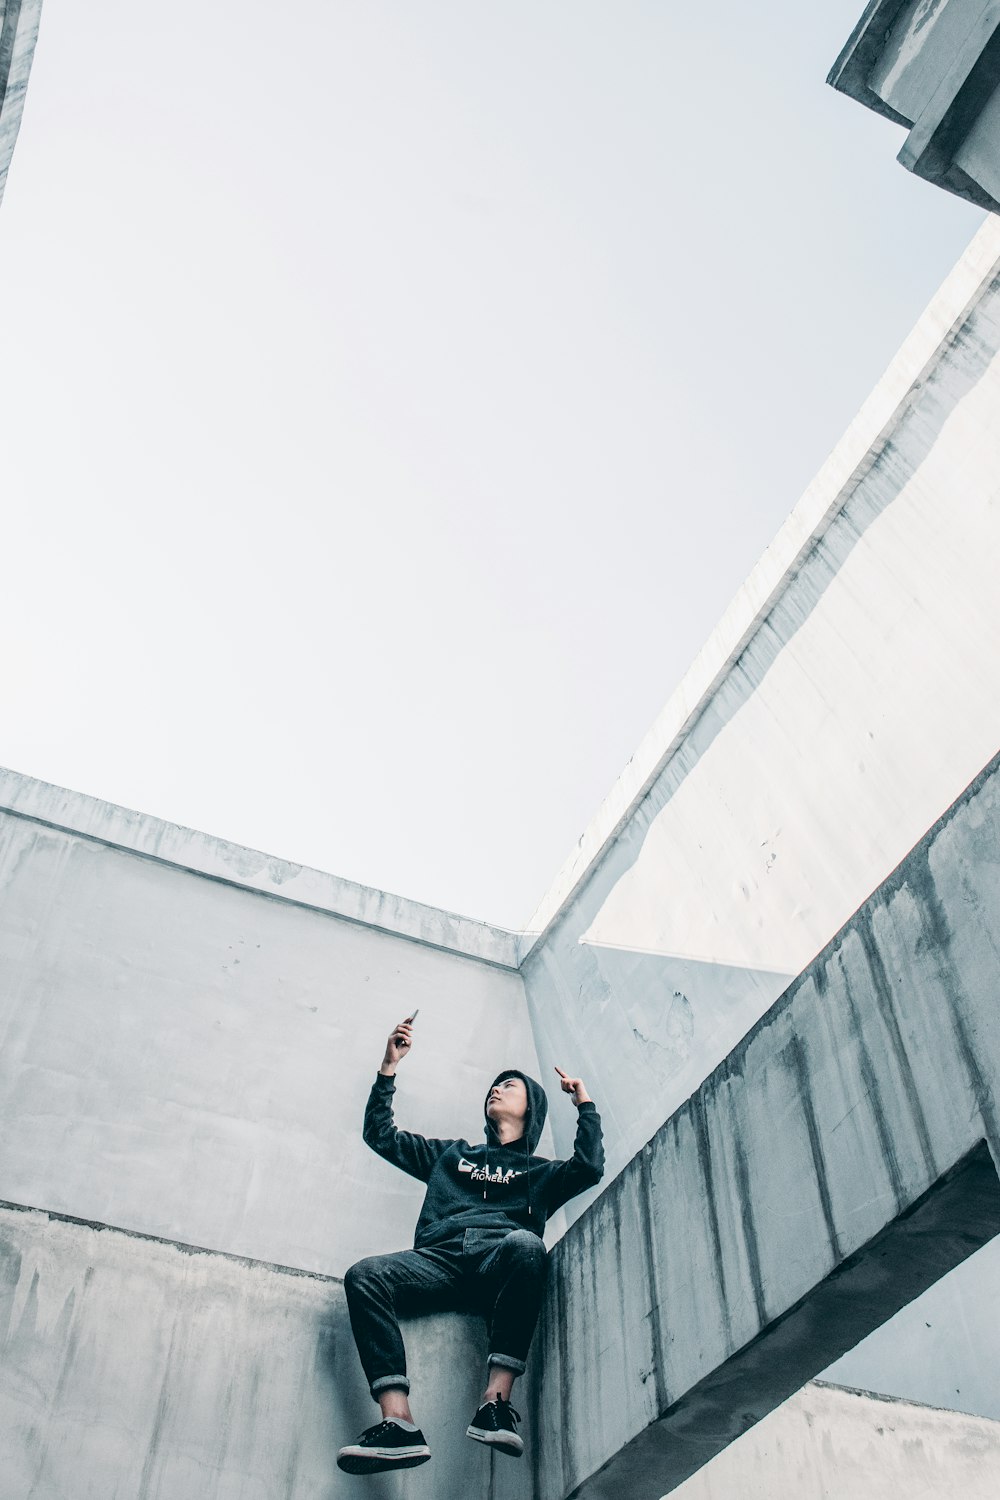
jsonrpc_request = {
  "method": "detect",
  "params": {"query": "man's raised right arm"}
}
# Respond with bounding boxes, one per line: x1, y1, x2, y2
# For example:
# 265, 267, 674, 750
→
362, 1016, 454, 1182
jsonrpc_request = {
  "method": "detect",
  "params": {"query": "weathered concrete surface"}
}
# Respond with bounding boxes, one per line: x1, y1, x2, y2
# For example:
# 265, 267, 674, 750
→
0, 1202, 521, 1500
522, 217, 1000, 1215
526, 749, 1000, 1500
0, 0, 42, 209
0, 800, 537, 1277
830, 0, 1000, 211
672, 1379, 1000, 1499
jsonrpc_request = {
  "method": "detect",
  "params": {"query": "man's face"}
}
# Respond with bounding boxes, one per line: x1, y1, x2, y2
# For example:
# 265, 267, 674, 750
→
486, 1075, 529, 1132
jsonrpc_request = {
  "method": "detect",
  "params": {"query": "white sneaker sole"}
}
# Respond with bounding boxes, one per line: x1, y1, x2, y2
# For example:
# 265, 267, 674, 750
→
466, 1425, 523, 1457
336, 1444, 431, 1474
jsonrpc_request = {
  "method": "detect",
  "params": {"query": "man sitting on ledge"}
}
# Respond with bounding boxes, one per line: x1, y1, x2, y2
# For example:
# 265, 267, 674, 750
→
337, 1012, 605, 1476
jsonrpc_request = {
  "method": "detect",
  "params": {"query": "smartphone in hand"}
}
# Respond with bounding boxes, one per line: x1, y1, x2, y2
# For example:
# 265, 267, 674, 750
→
397, 1009, 419, 1049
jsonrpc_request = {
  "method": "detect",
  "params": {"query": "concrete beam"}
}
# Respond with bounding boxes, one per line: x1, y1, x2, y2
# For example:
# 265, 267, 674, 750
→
526, 748, 1000, 1499
567, 1145, 998, 1497
0, 0, 42, 209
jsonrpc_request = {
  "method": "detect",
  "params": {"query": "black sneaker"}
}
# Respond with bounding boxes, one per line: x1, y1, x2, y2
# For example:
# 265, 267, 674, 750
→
336, 1419, 431, 1475
466, 1395, 523, 1457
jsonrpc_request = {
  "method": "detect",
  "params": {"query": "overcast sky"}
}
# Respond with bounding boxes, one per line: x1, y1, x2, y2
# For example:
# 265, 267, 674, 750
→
0, 1, 984, 928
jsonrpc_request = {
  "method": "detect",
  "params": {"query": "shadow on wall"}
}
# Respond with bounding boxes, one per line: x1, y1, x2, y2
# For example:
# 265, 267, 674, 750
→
669, 1378, 1000, 1500
822, 1224, 1000, 1421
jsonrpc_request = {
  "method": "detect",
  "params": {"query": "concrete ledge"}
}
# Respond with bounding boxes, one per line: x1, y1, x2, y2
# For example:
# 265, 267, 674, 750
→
575, 1143, 1000, 1497
0, 1195, 347, 1288
0, 1201, 513, 1500
0, 766, 520, 969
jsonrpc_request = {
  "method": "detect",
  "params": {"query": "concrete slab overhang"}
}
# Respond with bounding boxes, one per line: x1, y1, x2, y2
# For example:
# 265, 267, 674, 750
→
830, 0, 1000, 211
525, 748, 1000, 1499
0, 0, 43, 208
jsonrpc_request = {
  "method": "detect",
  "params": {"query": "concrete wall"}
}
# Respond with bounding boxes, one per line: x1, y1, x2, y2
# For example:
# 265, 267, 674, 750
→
0, 0, 42, 208
672, 1380, 1000, 1500
0, 777, 537, 1278
5, 1189, 992, 1500
521, 216, 1000, 1209
0, 1201, 524, 1500
0, 1145, 989, 1500
527, 749, 1000, 1500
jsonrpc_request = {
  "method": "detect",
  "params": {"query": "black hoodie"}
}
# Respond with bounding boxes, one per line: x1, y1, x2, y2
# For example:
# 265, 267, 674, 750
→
363, 1068, 604, 1247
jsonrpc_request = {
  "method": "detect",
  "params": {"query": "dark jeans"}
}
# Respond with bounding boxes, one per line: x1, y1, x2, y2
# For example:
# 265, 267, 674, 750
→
344, 1227, 549, 1398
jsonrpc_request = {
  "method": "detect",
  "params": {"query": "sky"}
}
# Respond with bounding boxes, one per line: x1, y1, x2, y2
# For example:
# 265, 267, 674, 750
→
0, 1, 985, 929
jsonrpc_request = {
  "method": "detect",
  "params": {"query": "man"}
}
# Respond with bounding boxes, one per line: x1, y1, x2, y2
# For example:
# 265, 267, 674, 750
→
337, 1013, 604, 1476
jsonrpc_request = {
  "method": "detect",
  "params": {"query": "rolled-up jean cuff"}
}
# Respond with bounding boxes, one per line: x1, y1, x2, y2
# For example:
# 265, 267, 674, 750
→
487, 1352, 526, 1376
371, 1374, 410, 1396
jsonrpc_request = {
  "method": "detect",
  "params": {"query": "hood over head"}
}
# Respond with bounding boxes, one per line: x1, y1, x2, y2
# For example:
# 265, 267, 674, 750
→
484, 1069, 548, 1154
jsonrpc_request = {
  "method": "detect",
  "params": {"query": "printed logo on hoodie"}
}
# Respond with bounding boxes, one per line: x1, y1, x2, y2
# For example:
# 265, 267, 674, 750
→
458, 1157, 524, 1186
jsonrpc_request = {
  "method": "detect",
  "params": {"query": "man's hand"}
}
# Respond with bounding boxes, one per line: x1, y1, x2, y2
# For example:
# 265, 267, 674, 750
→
380, 1018, 415, 1076
554, 1065, 591, 1106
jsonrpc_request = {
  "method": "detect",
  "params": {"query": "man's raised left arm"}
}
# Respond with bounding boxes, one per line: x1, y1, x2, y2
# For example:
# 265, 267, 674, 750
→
545, 1066, 605, 1208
